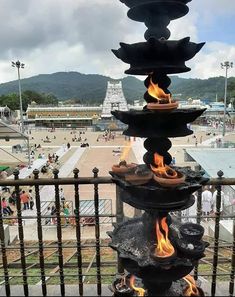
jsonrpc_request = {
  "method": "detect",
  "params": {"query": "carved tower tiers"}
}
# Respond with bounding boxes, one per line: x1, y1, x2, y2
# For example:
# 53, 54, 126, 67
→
101, 81, 129, 119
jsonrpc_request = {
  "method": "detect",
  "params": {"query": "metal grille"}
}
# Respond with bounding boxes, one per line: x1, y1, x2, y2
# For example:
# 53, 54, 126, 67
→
0, 169, 234, 296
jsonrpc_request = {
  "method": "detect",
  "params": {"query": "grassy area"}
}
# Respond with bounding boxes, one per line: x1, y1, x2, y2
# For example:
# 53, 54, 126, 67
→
0, 238, 232, 285
0, 245, 117, 285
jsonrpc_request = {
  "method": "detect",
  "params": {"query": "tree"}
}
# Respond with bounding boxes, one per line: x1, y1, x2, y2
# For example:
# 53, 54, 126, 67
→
0, 93, 21, 110
0, 90, 58, 111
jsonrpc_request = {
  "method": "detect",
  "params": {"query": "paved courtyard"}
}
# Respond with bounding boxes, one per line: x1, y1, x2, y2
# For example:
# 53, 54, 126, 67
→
0, 127, 234, 241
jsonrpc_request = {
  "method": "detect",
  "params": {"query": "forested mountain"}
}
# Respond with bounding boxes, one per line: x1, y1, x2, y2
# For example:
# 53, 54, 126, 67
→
0, 71, 234, 104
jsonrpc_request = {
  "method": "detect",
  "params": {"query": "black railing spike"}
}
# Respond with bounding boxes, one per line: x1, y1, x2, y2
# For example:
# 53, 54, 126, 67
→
93, 167, 99, 178
211, 172, 223, 296
53, 168, 59, 177
13, 169, 19, 177
73, 167, 83, 296
34, 167, 47, 296
14, 171, 28, 296
73, 168, 80, 177
93, 168, 101, 296
93, 167, 99, 174
33, 169, 39, 177
0, 196, 10, 296
217, 170, 224, 178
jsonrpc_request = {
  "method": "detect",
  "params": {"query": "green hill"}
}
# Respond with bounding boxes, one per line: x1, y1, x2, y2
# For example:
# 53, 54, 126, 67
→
0, 71, 234, 104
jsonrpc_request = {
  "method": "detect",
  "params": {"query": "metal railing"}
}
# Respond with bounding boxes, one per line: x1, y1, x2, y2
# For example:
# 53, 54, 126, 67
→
0, 169, 234, 297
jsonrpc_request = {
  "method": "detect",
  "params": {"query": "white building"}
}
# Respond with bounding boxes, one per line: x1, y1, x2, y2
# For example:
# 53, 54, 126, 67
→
101, 81, 129, 119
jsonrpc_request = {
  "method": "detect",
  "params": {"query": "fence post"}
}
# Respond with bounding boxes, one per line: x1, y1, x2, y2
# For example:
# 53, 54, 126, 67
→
229, 219, 235, 297
116, 186, 125, 274
194, 186, 202, 281
211, 170, 223, 297
93, 167, 102, 297
73, 168, 84, 297
33, 169, 47, 297
13, 169, 28, 297
53, 168, 65, 297
0, 196, 10, 296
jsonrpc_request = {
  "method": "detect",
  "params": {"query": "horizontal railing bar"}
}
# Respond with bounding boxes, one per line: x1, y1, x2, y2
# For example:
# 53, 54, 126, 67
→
6, 259, 230, 269
180, 215, 235, 219
0, 176, 113, 187
200, 258, 231, 262
1, 243, 233, 251
206, 178, 235, 186
7, 261, 117, 268
3, 244, 111, 250
0, 176, 234, 187
197, 273, 233, 277
0, 214, 116, 220
206, 245, 233, 249
2, 273, 116, 278
2, 272, 232, 278
1, 215, 234, 220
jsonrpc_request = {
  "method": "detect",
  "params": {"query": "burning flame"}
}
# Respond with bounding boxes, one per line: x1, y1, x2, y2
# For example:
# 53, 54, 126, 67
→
148, 78, 172, 103
150, 153, 178, 179
120, 141, 132, 162
130, 275, 145, 296
155, 217, 175, 258
183, 275, 200, 296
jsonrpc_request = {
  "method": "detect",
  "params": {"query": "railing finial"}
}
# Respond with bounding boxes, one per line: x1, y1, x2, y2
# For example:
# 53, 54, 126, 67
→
13, 169, 19, 179
92, 167, 99, 177
217, 170, 224, 178
73, 168, 80, 178
33, 169, 39, 178
53, 168, 59, 178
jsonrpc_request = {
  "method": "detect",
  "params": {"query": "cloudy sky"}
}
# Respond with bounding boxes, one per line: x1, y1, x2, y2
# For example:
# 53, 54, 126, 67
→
0, 0, 235, 83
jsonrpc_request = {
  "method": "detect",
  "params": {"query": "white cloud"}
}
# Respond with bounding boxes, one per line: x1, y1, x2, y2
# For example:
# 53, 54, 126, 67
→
182, 42, 235, 79
169, 11, 199, 41
0, 0, 234, 83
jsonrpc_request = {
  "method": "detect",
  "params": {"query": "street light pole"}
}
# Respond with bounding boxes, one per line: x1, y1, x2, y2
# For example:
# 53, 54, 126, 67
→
12, 60, 25, 134
221, 61, 233, 137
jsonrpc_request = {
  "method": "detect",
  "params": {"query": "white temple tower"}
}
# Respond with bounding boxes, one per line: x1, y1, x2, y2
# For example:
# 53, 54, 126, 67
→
101, 81, 129, 119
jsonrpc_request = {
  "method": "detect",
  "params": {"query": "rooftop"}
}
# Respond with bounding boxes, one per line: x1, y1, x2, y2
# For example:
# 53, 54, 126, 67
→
185, 148, 235, 178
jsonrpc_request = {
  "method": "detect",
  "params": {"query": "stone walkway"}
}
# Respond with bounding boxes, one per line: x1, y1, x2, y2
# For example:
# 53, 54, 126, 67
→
39, 147, 86, 201
7, 146, 67, 180
21, 147, 86, 226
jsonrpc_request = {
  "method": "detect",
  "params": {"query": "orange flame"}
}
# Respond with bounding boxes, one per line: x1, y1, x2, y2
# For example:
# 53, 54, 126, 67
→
155, 217, 175, 258
150, 153, 178, 179
183, 275, 200, 296
148, 78, 172, 103
130, 276, 145, 296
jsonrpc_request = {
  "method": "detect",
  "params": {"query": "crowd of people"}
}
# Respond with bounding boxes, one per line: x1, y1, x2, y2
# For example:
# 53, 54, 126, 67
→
202, 117, 235, 132
44, 187, 75, 227
97, 130, 116, 142
40, 152, 60, 174
0, 185, 73, 227
0, 187, 35, 225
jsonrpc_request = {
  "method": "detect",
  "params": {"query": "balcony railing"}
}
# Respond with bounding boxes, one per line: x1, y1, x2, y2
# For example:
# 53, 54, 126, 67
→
0, 169, 234, 296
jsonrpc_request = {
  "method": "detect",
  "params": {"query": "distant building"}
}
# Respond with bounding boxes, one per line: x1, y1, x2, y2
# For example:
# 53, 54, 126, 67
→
101, 81, 128, 119
26, 104, 102, 128
25, 81, 130, 129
